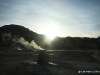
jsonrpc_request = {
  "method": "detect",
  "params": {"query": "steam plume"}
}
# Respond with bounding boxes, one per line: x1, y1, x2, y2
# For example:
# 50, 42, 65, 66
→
2, 33, 44, 50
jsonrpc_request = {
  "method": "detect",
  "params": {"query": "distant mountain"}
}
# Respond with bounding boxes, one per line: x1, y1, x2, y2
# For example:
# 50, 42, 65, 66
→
0, 24, 100, 50
0, 24, 47, 51
0, 24, 39, 42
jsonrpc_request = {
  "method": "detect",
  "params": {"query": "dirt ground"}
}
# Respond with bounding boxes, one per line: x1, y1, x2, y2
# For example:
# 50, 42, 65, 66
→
0, 51, 100, 75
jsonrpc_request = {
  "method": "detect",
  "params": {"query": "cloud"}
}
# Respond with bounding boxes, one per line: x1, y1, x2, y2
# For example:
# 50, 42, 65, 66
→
95, 24, 100, 30
0, 0, 100, 37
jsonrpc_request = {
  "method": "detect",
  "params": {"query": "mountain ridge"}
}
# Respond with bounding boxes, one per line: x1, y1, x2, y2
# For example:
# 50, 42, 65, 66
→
0, 24, 100, 50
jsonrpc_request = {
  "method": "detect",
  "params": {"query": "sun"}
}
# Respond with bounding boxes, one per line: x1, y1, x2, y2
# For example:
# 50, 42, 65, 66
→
41, 25, 62, 40
44, 30, 56, 40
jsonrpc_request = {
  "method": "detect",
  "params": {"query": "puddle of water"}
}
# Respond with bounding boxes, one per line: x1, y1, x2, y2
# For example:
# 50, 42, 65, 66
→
32, 54, 59, 55
49, 54, 59, 55
49, 62, 57, 65
25, 60, 37, 64
24, 60, 57, 65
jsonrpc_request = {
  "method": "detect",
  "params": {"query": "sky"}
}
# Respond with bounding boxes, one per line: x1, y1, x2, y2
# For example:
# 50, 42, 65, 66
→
0, 0, 100, 38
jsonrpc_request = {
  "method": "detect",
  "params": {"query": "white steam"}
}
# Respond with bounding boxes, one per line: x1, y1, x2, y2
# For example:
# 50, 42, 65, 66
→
2, 33, 44, 50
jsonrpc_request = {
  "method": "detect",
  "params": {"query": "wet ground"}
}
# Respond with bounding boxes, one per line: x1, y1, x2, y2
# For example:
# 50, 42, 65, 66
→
0, 51, 100, 75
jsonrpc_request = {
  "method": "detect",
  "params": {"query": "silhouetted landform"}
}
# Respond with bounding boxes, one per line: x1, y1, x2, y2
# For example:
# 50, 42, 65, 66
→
0, 24, 100, 51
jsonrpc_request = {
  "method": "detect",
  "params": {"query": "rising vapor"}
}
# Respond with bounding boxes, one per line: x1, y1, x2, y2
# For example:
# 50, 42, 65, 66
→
2, 33, 44, 50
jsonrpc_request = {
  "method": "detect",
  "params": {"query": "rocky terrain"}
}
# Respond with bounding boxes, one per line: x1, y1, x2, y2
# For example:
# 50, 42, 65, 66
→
0, 51, 100, 75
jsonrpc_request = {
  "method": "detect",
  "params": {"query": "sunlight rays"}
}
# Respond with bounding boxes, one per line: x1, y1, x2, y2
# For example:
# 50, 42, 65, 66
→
40, 23, 63, 40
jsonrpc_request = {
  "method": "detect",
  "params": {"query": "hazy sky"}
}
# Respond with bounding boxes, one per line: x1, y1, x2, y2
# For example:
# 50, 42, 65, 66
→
0, 0, 100, 37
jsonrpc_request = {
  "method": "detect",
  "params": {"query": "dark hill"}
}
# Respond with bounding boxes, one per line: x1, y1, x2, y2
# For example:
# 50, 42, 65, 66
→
0, 24, 46, 49
0, 24, 39, 42
0, 24, 100, 50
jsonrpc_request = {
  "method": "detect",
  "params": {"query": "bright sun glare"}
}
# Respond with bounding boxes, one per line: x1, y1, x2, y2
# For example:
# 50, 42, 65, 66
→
41, 25, 62, 40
